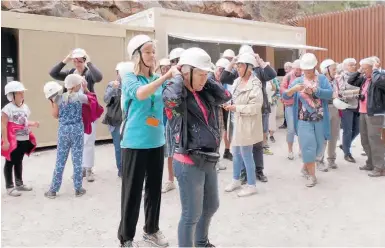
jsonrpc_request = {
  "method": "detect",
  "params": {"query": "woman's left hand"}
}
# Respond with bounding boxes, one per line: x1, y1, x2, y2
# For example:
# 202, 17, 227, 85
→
224, 104, 236, 112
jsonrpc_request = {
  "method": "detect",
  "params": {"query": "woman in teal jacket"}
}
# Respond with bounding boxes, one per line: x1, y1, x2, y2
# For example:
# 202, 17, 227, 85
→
283, 53, 333, 187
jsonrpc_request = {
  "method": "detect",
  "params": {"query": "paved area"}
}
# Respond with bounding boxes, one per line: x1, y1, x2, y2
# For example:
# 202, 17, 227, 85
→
2, 127, 385, 247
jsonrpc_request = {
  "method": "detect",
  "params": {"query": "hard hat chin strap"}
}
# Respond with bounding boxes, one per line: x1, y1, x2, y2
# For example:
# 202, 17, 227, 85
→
190, 67, 194, 91
327, 67, 334, 80
242, 64, 250, 78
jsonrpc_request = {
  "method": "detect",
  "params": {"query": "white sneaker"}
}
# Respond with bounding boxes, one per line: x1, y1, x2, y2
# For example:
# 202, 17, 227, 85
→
161, 181, 176, 193
237, 185, 258, 197
288, 152, 294, 160
317, 161, 329, 172
143, 231, 169, 247
225, 180, 242, 192
217, 162, 227, 170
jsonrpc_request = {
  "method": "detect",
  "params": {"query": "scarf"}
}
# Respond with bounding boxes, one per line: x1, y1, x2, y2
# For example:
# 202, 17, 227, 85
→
299, 77, 321, 112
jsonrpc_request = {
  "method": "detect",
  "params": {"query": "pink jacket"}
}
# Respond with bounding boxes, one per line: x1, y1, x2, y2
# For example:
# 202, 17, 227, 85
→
280, 71, 298, 106
82, 93, 104, 134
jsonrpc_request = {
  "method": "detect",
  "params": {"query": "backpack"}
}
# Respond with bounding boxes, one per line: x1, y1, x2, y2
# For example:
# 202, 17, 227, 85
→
102, 95, 122, 127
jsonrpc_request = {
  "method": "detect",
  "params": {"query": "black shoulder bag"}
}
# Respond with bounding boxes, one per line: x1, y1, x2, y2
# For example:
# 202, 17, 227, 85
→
120, 99, 133, 141
102, 94, 123, 127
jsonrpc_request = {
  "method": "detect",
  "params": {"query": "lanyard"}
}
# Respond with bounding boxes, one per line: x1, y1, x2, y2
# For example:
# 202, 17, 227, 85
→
150, 94, 155, 111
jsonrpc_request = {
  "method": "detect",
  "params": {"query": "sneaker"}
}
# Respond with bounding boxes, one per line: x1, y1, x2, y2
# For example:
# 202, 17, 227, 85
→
368, 168, 385, 177
288, 152, 294, 160
269, 136, 276, 143
16, 184, 32, 191
359, 164, 374, 171
361, 151, 367, 156
75, 188, 86, 197
44, 190, 56, 199
344, 154, 356, 163
161, 181, 176, 193
257, 173, 268, 183
317, 161, 328, 172
328, 162, 338, 169
223, 151, 233, 161
225, 180, 242, 192
121, 240, 138, 247
143, 231, 169, 247
86, 169, 95, 182
217, 162, 227, 170
237, 185, 257, 197
306, 176, 317, 187
301, 168, 309, 178
263, 148, 274, 155
7, 188, 22, 197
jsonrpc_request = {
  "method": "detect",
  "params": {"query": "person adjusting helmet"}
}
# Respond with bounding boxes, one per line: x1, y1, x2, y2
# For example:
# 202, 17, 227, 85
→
238, 45, 254, 55
300, 53, 318, 70
43, 81, 63, 100
169, 47, 185, 65
236, 53, 257, 77
71, 48, 87, 60
178, 47, 213, 72
4, 81, 27, 102
159, 58, 171, 67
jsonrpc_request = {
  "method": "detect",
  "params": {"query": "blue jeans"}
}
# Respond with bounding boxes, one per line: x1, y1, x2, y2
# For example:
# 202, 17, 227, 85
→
285, 105, 296, 143
262, 113, 269, 134
173, 159, 219, 247
110, 125, 122, 175
298, 120, 325, 163
233, 145, 257, 185
341, 110, 360, 156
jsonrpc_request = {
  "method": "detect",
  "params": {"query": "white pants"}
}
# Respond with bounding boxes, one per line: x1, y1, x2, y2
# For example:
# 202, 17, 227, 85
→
269, 104, 277, 132
83, 122, 96, 169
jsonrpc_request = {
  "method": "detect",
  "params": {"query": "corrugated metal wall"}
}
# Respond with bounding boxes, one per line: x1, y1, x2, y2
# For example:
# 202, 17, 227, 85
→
296, 5, 385, 64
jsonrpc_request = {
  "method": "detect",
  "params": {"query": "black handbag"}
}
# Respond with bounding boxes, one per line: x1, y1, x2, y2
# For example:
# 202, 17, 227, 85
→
102, 95, 123, 127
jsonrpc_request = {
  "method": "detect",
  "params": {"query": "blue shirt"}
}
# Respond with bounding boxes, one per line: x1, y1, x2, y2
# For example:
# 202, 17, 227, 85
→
121, 73, 165, 149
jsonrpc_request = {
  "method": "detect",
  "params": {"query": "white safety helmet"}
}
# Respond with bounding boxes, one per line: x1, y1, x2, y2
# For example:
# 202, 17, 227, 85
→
64, 74, 84, 89
336, 63, 343, 74
118, 62, 135, 79
292, 59, 301, 69
359, 57, 375, 66
159, 58, 171, 67
342, 58, 357, 66
215, 58, 230, 68
169, 48, 185, 61
178, 47, 213, 72
236, 53, 257, 67
43, 81, 63, 99
239, 45, 254, 55
333, 98, 350, 110
127, 34, 152, 60
4, 81, 27, 101
71, 48, 87, 59
300, 53, 318, 70
115, 62, 124, 71
370, 56, 380, 64
223, 49, 235, 58
320, 59, 336, 74
284, 62, 292, 68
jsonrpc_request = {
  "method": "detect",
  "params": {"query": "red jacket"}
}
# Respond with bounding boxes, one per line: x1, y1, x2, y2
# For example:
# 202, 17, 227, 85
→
82, 92, 104, 134
1, 122, 37, 161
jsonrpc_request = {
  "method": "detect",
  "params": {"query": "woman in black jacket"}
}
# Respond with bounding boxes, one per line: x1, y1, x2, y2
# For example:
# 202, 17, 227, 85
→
163, 47, 231, 247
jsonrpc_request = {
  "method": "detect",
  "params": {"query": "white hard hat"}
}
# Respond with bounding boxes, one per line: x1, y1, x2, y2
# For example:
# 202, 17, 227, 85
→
236, 53, 257, 67
44, 81, 63, 99
342, 58, 356, 66
71, 48, 86, 59
359, 57, 375, 66
223, 49, 235, 58
4, 81, 27, 101
169, 48, 185, 61
127, 34, 152, 60
239, 45, 254, 55
178, 47, 213, 72
300, 53, 318, 70
333, 98, 350, 110
64, 74, 83, 89
284, 62, 292, 68
370, 56, 380, 64
118, 62, 135, 79
215, 58, 230, 68
292, 59, 301, 69
320, 59, 336, 74
159, 58, 171, 66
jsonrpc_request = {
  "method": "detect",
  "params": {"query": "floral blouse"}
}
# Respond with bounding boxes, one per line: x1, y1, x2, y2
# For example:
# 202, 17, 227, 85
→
298, 78, 324, 122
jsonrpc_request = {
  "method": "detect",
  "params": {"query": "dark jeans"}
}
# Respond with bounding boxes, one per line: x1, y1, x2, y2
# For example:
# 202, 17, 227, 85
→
341, 109, 360, 156
118, 146, 164, 244
4, 140, 33, 189
241, 141, 264, 179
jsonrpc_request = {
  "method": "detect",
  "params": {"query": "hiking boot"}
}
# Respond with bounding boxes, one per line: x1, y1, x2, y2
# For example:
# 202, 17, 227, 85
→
263, 147, 274, 155
225, 180, 242, 192
44, 190, 56, 199
328, 161, 338, 169
306, 176, 317, 187
288, 152, 294, 160
317, 161, 329, 172
161, 181, 176, 193
7, 188, 22, 197
86, 169, 95, 182
368, 168, 385, 177
16, 184, 32, 191
359, 165, 374, 171
257, 172, 268, 183
237, 185, 258, 197
75, 188, 86, 197
143, 231, 169, 247
269, 136, 276, 143
223, 151, 233, 161
344, 154, 356, 163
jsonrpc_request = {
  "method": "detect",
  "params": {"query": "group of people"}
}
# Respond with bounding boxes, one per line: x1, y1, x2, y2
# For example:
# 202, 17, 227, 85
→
1, 32, 384, 247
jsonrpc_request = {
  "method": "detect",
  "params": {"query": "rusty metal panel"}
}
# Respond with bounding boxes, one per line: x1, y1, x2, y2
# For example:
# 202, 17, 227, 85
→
294, 5, 385, 64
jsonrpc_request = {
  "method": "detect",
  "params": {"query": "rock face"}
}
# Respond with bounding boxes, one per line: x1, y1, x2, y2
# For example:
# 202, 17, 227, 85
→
1, 0, 259, 22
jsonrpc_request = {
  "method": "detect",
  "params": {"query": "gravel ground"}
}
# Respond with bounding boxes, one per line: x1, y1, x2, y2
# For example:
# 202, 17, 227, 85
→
2, 127, 385, 247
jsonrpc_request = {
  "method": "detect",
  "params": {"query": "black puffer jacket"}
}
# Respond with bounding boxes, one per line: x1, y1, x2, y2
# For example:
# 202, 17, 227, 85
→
348, 69, 385, 116
220, 66, 277, 114
163, 75, 232, 153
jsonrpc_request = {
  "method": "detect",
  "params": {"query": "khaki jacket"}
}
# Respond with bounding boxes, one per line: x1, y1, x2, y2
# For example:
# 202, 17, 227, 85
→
228, 75, 264, 146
